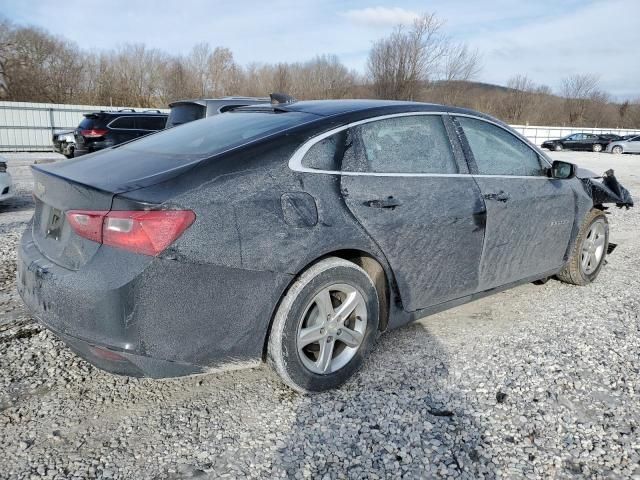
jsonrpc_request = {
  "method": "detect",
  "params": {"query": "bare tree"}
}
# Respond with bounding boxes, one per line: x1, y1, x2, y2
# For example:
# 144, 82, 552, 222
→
0, 19, 13, 98
502, 74, 537, 123
442, 43, 480, 82
561, 74, 602, 125
273, 63, 290, 94
188, 42, 212, 97
437, 42, 481, 105
367, 13, 447, 100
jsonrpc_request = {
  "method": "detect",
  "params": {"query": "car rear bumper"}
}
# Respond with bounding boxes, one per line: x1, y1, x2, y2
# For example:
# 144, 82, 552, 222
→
17, 226, 292, 378
54, 141, 75, 156
74, 140, 111, 157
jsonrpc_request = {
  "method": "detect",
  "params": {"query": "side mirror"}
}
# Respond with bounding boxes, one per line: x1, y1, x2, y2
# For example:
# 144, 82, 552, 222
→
550, 160, 576, 179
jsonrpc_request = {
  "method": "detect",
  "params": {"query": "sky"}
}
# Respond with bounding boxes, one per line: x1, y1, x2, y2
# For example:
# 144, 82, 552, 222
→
2, 0, 639, 99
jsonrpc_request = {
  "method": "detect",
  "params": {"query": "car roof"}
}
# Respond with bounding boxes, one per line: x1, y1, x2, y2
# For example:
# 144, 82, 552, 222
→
169, 97, 270, 107
236, 99, 492, 119
85, 110, 167, 117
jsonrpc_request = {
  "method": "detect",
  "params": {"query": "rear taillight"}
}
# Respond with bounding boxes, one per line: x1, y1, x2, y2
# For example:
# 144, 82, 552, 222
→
80, 128, 108, 138
0, 162, 6, 173
66, 210, 195, 256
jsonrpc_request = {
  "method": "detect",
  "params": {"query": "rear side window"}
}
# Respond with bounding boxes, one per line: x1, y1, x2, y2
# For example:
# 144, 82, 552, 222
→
456, 116, 544, 176
301, 131, 351, 171
120, 111, 316, 158
349, 115, 457, 174
109, 117, 135, 129
135, 116, 167, 130
167, 104, 206, 127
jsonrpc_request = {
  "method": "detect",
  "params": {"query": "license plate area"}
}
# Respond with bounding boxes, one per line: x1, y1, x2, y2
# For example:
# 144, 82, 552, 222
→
46, 207, 64, 241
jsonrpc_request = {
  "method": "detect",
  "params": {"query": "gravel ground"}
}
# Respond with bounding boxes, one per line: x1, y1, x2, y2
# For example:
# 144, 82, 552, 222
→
0, 151, 639, 479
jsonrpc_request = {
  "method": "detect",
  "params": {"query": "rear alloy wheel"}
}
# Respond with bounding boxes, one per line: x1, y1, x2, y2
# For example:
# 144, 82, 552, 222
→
612, 145, 623, 154
592, 144, 603, 152
268, 257, 379, 393
554, 144, 563, 151
557, 209, 609, 285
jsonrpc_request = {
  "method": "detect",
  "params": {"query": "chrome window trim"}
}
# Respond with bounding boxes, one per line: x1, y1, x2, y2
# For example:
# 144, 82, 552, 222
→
288, 111, 551, 178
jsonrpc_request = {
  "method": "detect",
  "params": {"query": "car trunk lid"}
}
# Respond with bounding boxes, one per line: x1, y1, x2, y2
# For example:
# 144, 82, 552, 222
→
31, 168, 115, 270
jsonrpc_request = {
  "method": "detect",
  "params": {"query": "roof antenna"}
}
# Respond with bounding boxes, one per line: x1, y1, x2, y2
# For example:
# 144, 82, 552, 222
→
270, 93, 296, 105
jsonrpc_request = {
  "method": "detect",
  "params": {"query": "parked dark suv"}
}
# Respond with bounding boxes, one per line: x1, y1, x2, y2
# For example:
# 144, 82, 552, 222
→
73, 110, 168, 157
166, 97, 270, 127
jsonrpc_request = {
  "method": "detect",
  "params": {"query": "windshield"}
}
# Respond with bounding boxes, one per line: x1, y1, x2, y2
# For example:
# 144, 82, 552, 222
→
120, 111, 318, 158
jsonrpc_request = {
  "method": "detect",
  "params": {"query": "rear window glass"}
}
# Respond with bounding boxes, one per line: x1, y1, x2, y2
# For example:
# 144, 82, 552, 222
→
79, 117, 103, 129
120, 111, 317, 158
167, 104, 206, 127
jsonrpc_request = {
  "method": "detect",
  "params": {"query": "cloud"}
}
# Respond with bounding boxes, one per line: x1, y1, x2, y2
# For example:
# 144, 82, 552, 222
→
342, 6, 419, 28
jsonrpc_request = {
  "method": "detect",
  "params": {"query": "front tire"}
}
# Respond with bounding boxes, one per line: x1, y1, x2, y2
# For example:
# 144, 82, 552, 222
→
557, 209, 609, 285
267, 257, 379, 393
554, 144, 563, 151
612, 146, 623, 154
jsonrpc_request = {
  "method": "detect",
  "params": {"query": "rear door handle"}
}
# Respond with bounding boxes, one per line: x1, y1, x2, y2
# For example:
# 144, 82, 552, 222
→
483, 190, 510, 202
364, 196, 402, 209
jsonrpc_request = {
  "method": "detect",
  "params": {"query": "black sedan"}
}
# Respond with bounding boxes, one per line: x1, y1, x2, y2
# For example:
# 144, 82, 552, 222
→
17, 100, 633, 393
541, 133, 621, 152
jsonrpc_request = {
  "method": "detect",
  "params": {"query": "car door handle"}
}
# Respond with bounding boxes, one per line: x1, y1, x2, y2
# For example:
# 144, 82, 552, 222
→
483, 190, 510, 202
363, 196, 402, 209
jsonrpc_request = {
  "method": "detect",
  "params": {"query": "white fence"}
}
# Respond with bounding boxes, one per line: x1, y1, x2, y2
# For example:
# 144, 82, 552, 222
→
0, 100, 639, 152
511, 125, 640, 146
0, 101, 169, 152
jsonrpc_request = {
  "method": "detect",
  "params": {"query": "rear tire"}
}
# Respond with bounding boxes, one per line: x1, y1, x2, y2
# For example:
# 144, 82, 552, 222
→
267, 257, 379, 393
556, 209, 609, 286
592, 144, 603, 152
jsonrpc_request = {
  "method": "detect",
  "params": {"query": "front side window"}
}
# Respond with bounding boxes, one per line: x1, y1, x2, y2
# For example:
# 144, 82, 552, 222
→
456, 116, 544, 176
348, 115, 457, 174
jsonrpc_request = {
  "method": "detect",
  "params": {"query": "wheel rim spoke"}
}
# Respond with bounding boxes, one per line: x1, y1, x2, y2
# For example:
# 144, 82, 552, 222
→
594, 235, 605, 249
338, 327, 363, 348
316, 338, 335, 373
334, 290, 359, 323
298, 324, 325, 349
314, 289, 334, 321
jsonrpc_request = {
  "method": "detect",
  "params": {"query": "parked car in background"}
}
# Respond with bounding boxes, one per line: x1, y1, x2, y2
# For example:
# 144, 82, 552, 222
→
17, 99, 633, 392
607, 135, 640, 154
52, 130, 76, 158
619, 134, 640, 141
0, 155, 13, 203
598, 134, 622, 142
166, 96, 270, 127
541, 133, 620, 152
73, 110, 168, 157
